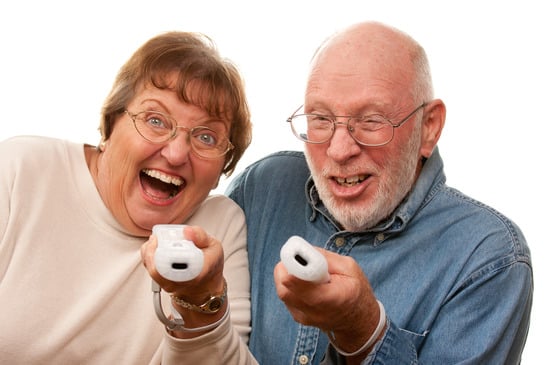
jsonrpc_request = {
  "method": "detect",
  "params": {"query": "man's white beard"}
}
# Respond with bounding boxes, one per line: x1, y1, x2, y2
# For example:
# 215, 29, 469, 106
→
305, 126, 422, 231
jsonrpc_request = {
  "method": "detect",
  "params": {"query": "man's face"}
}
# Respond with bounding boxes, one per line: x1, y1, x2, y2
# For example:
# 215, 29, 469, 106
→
303, 27, 426, 231
304, 117, 422, 231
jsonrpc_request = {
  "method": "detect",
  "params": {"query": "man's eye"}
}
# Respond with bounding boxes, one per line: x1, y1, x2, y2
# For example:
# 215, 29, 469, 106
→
354, 116, 388, 131
354, 120, 381, 131
308, 115, 332, 129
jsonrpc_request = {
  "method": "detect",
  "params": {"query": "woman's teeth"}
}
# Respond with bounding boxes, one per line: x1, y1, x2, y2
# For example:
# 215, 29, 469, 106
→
141, 169, 183, 186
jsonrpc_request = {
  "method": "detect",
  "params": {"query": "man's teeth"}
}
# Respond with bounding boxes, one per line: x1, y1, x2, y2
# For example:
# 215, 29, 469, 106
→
335, 175, 366, 186
142, 169, 183, 186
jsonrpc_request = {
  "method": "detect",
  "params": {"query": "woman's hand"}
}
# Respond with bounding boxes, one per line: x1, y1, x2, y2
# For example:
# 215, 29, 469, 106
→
141, 225, 227, 337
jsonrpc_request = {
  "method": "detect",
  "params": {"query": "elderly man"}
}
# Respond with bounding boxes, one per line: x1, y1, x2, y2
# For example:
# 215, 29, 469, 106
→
227, 21, 532, 364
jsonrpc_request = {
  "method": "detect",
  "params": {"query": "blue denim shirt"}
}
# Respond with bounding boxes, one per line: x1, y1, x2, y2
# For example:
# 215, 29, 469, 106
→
226, 148, 532, 365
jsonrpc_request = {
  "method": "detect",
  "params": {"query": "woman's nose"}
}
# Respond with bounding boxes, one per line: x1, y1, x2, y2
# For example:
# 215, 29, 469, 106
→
161, 131, 192, 165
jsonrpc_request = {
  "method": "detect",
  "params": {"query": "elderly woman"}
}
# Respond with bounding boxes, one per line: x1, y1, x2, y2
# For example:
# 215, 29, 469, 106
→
0, 31, 255, 364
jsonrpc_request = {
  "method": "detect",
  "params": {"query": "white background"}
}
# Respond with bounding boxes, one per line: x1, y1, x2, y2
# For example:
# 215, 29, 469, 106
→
1, 1, 545, 362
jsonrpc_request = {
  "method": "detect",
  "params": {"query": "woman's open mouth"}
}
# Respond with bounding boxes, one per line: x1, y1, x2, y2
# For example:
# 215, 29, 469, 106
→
140, 168, 184, 200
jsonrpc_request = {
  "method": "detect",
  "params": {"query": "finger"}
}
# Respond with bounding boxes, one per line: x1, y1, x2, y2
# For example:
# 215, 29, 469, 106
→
140, 235, 156, 268
273, 261, 288, 282
183, 225, 209, 249
274, 262, 315, 305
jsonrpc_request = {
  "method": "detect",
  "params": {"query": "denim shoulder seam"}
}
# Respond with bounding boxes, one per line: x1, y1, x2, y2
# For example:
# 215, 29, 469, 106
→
442, 186, 529, 258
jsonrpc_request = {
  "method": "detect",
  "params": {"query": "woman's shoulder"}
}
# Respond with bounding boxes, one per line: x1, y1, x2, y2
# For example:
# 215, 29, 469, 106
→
0, 135, 71, 155
199, 194, 243, 216
186, 194, 246, 240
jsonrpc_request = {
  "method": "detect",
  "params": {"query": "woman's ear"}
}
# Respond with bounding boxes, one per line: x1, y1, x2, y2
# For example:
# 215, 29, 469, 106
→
99, 139, 109, 152
420, 99, 446, 158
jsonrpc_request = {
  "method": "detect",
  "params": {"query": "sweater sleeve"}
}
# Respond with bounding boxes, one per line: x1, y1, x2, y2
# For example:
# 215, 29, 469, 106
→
0, 138, 14, 276
0, 138, 12, 243
160, 313, 257, 364
158, 194, 256, 364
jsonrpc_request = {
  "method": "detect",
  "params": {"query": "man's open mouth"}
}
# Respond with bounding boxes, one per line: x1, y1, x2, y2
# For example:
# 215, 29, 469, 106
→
140, 168, 184, 200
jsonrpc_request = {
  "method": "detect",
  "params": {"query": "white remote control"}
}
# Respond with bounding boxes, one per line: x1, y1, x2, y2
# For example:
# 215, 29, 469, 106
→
280, 236, 330, 283
153, 224, 204, 282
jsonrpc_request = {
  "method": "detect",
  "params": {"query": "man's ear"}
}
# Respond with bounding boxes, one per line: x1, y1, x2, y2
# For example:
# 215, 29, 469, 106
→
420, 99, 446, 158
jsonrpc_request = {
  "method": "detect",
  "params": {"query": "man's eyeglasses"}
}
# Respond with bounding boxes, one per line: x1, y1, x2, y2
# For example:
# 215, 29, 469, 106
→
125, 110, 233, 159
286, 103, 426, 147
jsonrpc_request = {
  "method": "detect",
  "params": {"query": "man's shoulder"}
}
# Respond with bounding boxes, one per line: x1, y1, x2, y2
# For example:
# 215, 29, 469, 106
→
242, 150, 308, 176
425, 185, 531, 262
227, 150, 309, 200
252, 150, 306, 165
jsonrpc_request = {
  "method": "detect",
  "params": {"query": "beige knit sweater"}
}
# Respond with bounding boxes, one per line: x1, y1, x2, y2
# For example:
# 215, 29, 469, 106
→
0, 136, 256, 364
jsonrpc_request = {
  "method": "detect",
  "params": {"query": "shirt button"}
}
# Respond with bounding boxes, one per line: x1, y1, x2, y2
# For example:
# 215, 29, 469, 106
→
335, 237, 345, 247
298, 355, 309, 364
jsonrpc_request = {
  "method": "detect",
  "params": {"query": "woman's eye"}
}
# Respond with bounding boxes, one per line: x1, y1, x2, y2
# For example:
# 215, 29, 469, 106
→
196, 132, 217, 146
146, 115, 170, 129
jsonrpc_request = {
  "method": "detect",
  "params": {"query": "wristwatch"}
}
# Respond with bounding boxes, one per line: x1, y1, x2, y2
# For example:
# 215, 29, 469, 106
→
171, 279, 227, 314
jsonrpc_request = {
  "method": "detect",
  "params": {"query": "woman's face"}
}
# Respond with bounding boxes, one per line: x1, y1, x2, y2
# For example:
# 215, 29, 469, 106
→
94, 79, 229, 236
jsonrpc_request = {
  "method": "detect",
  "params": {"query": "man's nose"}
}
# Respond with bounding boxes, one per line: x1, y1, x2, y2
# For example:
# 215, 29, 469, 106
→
325, 122, 362, 163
